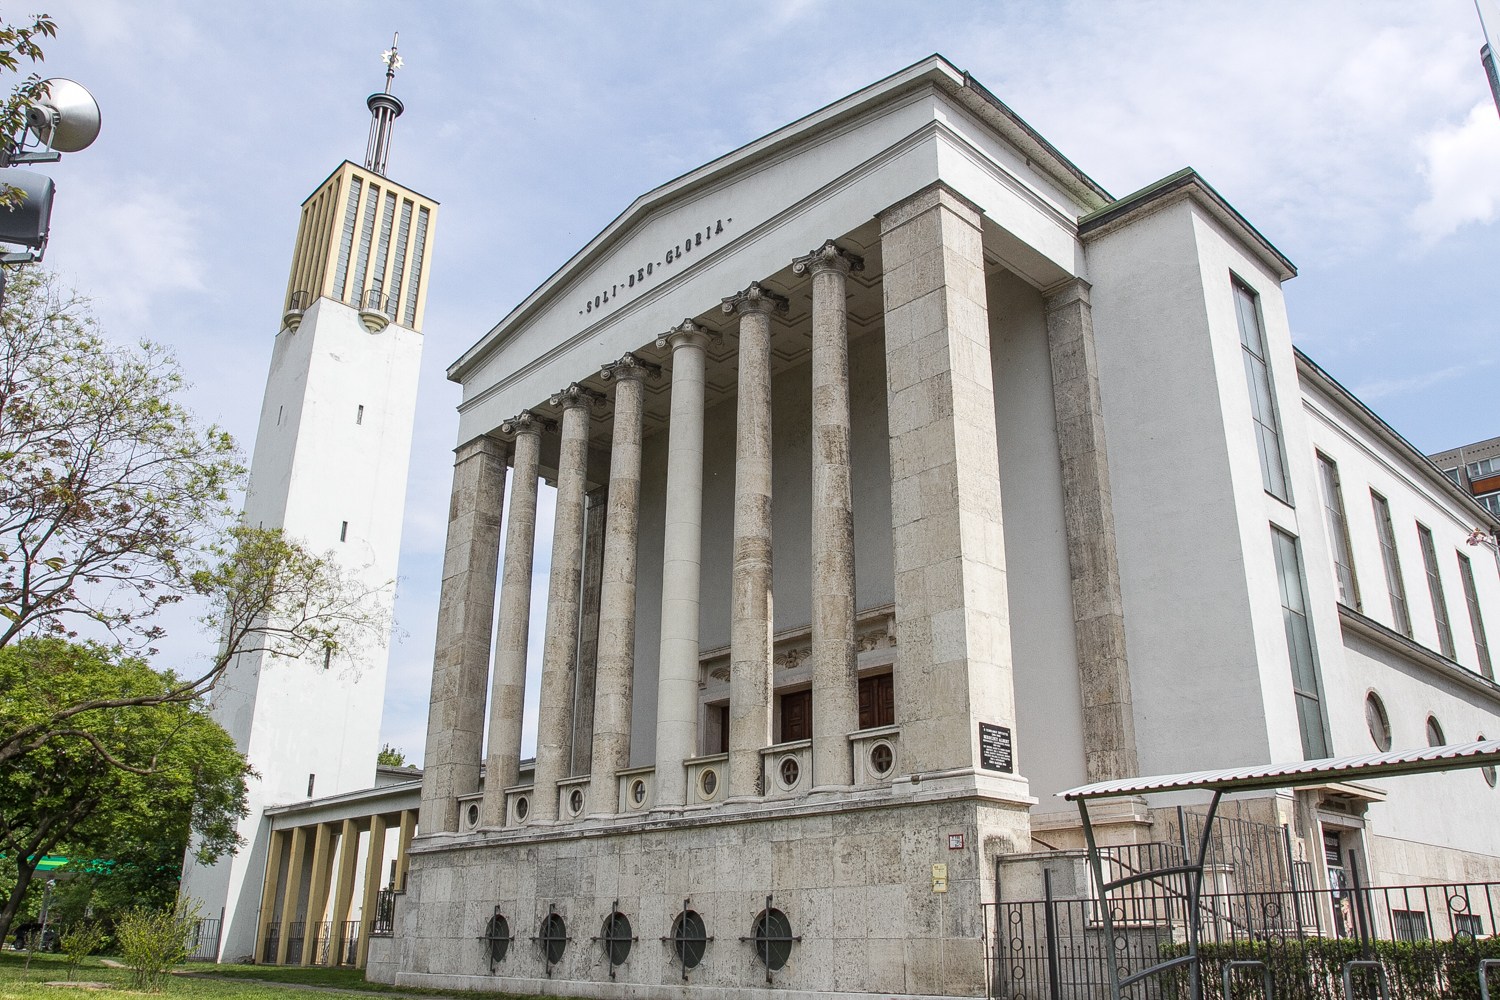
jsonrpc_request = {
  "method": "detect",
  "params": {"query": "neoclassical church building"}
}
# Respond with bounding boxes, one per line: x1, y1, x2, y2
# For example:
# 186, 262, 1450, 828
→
382, 56, 1500, 997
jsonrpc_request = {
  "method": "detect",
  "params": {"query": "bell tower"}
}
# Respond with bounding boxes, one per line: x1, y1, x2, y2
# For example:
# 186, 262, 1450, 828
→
181, 36, 439, 963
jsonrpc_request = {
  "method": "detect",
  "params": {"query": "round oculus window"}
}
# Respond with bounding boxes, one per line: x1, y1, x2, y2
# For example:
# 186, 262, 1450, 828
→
1426, 715, 1446, 748
1365, 692, 1391, 752
466, 802, 480, 827
670, 909, 707, 970
630, 779, 647, 805
1481, 734, 1497, 789
869, 741, 894, 776
538, 912, 567, 965
514, 795, 529, 821
778, 756, 800, 789
600, 911, 632, 966
700, 768, 718, 797
483, 910, 510, 964
751, 907, 794, 971
569, 788, 584, 815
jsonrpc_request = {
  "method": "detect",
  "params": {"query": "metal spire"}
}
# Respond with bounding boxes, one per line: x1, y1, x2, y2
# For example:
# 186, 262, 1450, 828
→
364, 31, 404, 176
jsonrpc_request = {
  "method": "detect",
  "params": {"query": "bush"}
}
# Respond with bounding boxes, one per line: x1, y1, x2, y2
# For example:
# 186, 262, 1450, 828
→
115, 900, 200, 991
59, 920, 106, 981
1161, 934, 1500, 1000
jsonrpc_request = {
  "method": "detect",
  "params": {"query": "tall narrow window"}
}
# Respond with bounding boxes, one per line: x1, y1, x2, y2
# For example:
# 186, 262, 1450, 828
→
1370, 492, 1412, 636
369, 190, 398, 310
1316, 454, 1360, 609
388, 200, 413, 319
403, 206, 430, 326
356, 404, 365, 425
1234, 279, 1290, 503
1417, 524, 1455, 657
351, 183, 381, 305
331, 176, 362, 301
340, 521, 349, 542
1458, 552, 1493, 679
1271, 528, 1329, 758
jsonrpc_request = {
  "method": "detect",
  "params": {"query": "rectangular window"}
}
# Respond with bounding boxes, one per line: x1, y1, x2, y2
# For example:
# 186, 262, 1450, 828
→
1316, 453, 1360, 609
351, 182, 381, 306
779, 689, 812, 743
858, 673, 895, 730
1392, 910, 1430, 943
1417, 524, 1455, 657
1455, 913, 1485, 938
340, 521, 349, 542
307, 774, 316, 798
402, 206, 430, 326
1271, 528, 1329, 758
369, 189, 398, 312
331, 176, 362, 301
388, 200, 413, 319
1234, 280, 1290, 503
1370, 492, 1412, 636
1458, 552, 1493, 679
356, 404, 364, 425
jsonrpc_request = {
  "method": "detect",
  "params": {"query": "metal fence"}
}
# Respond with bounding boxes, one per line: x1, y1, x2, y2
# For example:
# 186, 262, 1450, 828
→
261, 922, 279, 964
371, 888, 395, 937
336, 920, 360, 966
986, 880, 1500, 999
186, 917, 221, 962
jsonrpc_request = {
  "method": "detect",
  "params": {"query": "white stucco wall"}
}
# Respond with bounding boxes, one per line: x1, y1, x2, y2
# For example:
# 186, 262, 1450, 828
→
183, 296, 422, 961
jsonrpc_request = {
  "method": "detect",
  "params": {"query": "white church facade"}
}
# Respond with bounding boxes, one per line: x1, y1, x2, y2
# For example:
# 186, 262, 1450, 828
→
377, 55, 1500, 997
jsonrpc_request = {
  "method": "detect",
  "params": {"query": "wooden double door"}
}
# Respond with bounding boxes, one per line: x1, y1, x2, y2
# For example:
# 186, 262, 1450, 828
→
777, 674, 892, 743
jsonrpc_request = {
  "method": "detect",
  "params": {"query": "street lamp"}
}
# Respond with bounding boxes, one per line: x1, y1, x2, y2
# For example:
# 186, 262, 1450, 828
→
0, 77, 101, 305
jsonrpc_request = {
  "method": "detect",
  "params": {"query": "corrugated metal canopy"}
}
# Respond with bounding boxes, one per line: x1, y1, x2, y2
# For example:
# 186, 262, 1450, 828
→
1059, 740, 1500, 801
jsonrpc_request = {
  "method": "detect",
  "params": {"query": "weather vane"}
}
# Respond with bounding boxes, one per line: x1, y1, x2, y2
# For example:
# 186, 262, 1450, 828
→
381, 32, 403, 94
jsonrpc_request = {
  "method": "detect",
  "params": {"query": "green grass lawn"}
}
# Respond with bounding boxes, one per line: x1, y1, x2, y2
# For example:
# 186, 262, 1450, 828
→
0, 952, 543, 999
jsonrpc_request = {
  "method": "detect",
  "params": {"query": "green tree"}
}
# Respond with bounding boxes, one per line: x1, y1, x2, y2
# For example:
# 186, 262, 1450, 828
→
0, 638, 250, 944
0, 270, 389, 769
0, 13, 57, 205
376, 743, 407, 768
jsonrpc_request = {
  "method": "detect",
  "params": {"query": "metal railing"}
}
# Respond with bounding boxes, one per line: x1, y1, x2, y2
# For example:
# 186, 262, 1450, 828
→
336, 920, 360, 966
186, 916, 221, 962
261, 922, 279, 964
986, 880, 1500, 999
371, 887, 396, 937
283, 920, 305, 965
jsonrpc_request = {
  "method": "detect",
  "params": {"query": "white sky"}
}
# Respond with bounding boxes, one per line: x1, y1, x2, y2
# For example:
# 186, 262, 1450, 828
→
31, 1, 1500, 766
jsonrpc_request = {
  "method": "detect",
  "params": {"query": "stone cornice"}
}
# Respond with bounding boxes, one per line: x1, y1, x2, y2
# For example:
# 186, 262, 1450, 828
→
1339, 605, 1500, 708
1077, 167, 1296, 282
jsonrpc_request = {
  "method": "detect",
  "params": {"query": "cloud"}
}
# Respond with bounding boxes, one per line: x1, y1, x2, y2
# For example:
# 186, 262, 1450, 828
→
1353, 360, 1489, 402
1410, 101, 1500, 244
44, 174, 206, 335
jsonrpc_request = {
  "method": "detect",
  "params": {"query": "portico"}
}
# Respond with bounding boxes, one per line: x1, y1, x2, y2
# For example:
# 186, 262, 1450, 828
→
403, 54, 1126, 998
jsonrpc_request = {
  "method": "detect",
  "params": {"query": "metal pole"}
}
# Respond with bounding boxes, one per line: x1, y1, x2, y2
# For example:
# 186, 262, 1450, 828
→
1185, 791, 1224, 1000
1043, 868, 1062, 1000
1348, 849, 1373, 959
1078, 799, 1123, 1000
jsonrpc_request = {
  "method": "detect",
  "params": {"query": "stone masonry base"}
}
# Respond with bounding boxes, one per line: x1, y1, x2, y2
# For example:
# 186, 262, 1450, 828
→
387, 792, 1030, 997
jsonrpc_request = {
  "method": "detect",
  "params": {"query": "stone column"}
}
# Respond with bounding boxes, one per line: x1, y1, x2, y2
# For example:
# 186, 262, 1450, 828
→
721, 282, 787, 797
570, 489, 607, 774
395, 810, 416, 890
419, 435, 508, 834
877, 183, 1026, 796
533, 384, 601, 822
300, 822, 334, 965
1044, 278, 1138, 782
653, 319, 712, 810
479, 411, 551, 827
588, 353, 657, 815
254, 829, 286, 965
794, 240, 864, 788
329, 818, 360, 965
275, 826, 307, 964
354, 814, 387, 968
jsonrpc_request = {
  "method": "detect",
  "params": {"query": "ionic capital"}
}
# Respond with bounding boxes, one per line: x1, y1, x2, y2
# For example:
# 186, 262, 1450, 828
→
721, 281, 789, 317
499, 409, 556, 437
792, 239, 865, 278
655, 318, 713, 353
549, 383, 607, 410
600, 352, 661, 384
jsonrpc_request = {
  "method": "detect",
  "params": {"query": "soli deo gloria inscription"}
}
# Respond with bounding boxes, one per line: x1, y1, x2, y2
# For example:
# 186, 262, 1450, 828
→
579, 218, 733, 316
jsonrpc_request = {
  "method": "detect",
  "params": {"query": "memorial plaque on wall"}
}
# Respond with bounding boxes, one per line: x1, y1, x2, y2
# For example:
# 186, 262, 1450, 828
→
979, 723, 1013, 773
